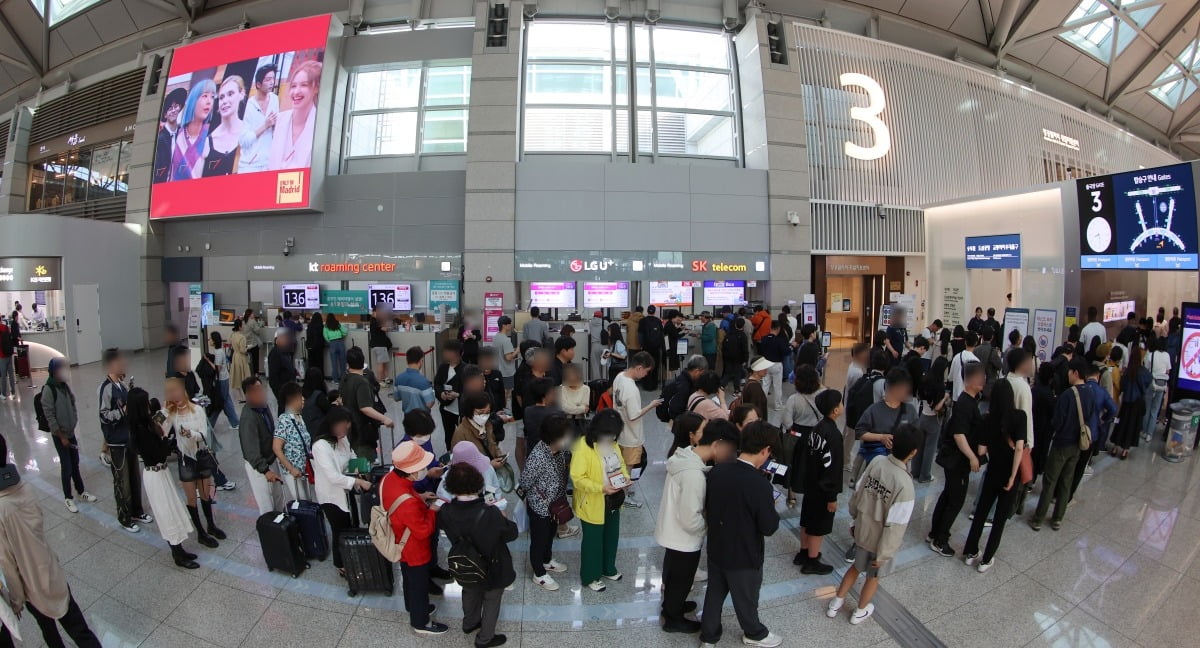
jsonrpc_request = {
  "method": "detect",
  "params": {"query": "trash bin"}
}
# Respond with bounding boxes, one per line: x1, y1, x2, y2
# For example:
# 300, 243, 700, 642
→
13, 344, 30, 378
1163, 399, 1200, 462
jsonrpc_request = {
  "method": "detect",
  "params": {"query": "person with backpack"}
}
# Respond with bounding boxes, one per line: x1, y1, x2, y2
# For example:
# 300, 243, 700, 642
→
927, 362, 985, 557
436, 463, 517, 647
638, 305, 665, 389
949, 331, 980, 399
39, 358, 97, 513
793, 390, 844, 575
914, 356, 950, 484
0, 317, 13, 401
757, 321, 790, 414
380, 441, 449, 635
850, 367, 917, 562
1030, 358, 1093, 531
974, 328, 1002, 398
666, 356, 709, 421
720, 317, 750, 392
842, 343, 870, 472
99, 349, 152, 533
699, 312, 718, 373
686, 371, 728, 421
844, 349, 890, 485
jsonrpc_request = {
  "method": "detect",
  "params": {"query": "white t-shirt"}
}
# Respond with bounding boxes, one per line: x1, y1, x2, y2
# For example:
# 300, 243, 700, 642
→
613, 372, 644, 448
950, 349, 979, 400
1080, 322, 1107, 354
490, 334, 516, 378
1145, 350, 1172, 382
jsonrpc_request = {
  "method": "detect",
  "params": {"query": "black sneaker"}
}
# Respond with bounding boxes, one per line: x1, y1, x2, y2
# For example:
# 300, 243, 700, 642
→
475, 636, 507, 647
663, 600, 699, 615
929, 541, 955, 557
662, 619, 702, 634
414, 622, 449, 636
800, 555, 834, 575
792, 552, 808, 566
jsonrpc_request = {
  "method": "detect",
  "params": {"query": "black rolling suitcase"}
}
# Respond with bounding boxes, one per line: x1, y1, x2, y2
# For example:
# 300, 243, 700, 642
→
286, 499, 329, 561
353, 466, 392, 527
341, 529, 394, 597
256, 511, 309, 578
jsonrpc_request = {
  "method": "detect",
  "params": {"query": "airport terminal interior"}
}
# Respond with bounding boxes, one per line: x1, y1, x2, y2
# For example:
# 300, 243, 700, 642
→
5, 0, 1200, 646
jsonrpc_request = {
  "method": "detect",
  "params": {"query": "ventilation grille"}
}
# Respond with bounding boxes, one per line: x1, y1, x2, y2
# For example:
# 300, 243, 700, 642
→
29, 69, 144, 145
0, 120, 8, 163
811, 201, 924, 254
31, 196, 127, 222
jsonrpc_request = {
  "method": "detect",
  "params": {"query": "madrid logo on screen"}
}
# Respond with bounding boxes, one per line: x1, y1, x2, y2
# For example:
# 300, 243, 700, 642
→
276, 171, 305, 205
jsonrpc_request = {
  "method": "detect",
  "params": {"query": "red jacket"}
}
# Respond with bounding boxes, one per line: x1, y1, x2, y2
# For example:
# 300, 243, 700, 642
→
379, 470, 436, 566
750, 310, 772, 341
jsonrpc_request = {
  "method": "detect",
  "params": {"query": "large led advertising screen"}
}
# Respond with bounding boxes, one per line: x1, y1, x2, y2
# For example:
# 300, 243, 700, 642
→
150, 15, 332, 219
1079, 163, 1199, 270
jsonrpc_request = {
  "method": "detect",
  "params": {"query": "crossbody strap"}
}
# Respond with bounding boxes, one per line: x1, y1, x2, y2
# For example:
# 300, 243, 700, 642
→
1071, 387, 1086, 429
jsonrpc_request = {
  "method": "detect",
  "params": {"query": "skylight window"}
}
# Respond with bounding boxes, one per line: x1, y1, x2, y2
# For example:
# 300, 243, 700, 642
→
29, 0, 105, 27
1059, 0, 1162, 63
1148, 38, 1200, 108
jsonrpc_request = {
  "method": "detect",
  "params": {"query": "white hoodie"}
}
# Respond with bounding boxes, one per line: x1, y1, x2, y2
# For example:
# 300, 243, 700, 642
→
654, 445, 710, 553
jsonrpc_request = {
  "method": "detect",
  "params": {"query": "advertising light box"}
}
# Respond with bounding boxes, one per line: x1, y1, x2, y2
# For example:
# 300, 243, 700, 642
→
1079, 163, 1199, 270
530, 282, 576, 309
702, 280, 746, 306
149, 15, 333, 219
965, 234, 1021, 269
583, 282, 629, 309
281, 284, 320, 310
1103, 300, 1135, 323
1177, 303, 1200, 394
649, 281, 695, 308
368, 284, 412, 311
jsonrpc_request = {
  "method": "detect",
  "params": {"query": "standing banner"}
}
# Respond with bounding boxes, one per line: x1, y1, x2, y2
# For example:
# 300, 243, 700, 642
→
1002, 308, 1030, 345
1033, 309, 1058, 361
483, 292, 504, 342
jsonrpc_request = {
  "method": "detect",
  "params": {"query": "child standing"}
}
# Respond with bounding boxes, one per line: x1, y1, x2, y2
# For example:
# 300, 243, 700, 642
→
827, 424, 919, 625
792, 390, 845, 575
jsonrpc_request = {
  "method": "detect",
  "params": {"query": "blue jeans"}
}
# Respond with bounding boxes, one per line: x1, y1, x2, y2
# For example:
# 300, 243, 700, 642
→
217, 378, 239, 428
1143, 387, 1166, 438
782, 353, 795, 384
329, 338, 347, 382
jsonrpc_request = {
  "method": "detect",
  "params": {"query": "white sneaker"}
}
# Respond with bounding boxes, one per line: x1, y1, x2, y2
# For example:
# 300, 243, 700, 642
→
622, 498, 643, 509
850, 603, 875, 625
134, 514, 154, 525
586, 580, 606, 592
977, 558, 994, 573
78, 492, 98, 503
694, 568, 708, 583
543, 560, 567, 573
533, 574, 560, 591
964, 553, 977, 566
0, 395, 7, 401
743, 632, 783, 647
217, 482, 237, 491
121, 522, 141, 534
602, 572, 622, 581
64, 498, 78, 513
826, 596, 844, 618
556, 525, 581, 539
1083, 465, 1094, 476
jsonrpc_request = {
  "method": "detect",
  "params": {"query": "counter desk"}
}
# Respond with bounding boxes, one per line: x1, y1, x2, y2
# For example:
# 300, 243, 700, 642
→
19, 329, 67, 370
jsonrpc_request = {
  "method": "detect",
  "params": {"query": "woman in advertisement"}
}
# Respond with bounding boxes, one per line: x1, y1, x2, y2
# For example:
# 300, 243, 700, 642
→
171, 79, 216, 180
239, 63, 279, 174
268, 60, 321, 171
203, 75, 255, 177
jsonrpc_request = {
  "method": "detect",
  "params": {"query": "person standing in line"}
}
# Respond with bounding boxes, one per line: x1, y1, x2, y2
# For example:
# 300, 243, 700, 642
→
98, 349, 151, 533
0, 433, 102, 648
587, 311, 608, 381
656, 417, 739, 634
273, 382, 312, 502
826, 425, 918, 626
305, 312, 326, 374
720, 318, 750, 393
638, 306, 665, 389
883, 308, 909, 363
927, 362, 985, 557
437, 463, 517, 648
393, 346, 436, 415
849, 367, 917, 562
612, 352, 662, 509
1142, 337, 1172, 441
842, 343, 870, 472
962, 378, 1025, 572
433, 340, 465, 451
949, 331, 980, 399
914, 356, 950, 484
687, 371, 730, 422
491, 316, 519, 403
238, 377, 285, 515
1068, 363, 1116, 502
242, 309, 264, 376
523, 307, 552, 346
341, 347, 394, 462
40, 358, 98, 514
267, 333, 299, 411
380, 441, 449, 635
1079, 306, 1106, 353
321, 314, 348, 384
793, 390, 845, 575
311, 407, 373, 576
570, 410, 632, 592
1111, 345, 1151, 459
163, 378, 226, 547
699, 312, 719, 374
738, 358, 773, 420
520, 415, 574, 592
756, 321, 790, 415
207, 331, 240, 431
1030, 358, 1093, 531
368, 306, 394, 384
126, 388, 202, 569
0, 317, 12, 401
228, 319, 252, 400
698, 421, 783, 648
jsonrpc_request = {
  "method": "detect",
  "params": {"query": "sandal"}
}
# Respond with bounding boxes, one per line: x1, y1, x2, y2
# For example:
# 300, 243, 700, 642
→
1120, 451, 1129, 460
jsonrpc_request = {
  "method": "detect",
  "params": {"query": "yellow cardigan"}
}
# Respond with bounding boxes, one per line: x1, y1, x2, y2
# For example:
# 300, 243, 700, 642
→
569, 437, 630, 525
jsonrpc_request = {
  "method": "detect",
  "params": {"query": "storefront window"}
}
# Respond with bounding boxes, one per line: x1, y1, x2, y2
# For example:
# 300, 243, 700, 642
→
523, 21, 739, 160
26, 138, 131, 211
345, 60, 472, 158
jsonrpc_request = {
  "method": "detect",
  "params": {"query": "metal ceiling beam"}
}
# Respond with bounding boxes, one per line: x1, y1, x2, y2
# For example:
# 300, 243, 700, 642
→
989, 0, 1022, 50
0, 51, 32, 72
997, 0, 1045, 56
979, 0, 995, 40
1107, 0, 1200, 103
0, 5, 41, 74
1169, 99, 1200, 138
1097, 0, 1200, 101
134, 0, 192, 21
1104, 14, 1120, 98
1007, 0, 1160, 50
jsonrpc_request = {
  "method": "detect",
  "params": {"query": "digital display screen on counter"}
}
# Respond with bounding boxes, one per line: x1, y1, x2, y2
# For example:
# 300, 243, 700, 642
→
281, 284, 320, 310
583, 282, 629, 309
149, 15, 332, 219
649, 281, 695, 307
368, 284, 412, 311
1079, 163, 1199, 270
530, 282, 576, 309
702, 280, 746, 306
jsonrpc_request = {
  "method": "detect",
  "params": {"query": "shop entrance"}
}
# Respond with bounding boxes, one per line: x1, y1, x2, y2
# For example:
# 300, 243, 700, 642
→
816, 256, 889, 349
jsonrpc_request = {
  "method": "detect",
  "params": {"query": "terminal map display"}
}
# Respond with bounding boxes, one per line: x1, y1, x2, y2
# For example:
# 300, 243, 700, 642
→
583, 282, 629, 309
530, 282, 576, 309
1079, 163, 1199, 270
702, 280, 746, 306
649, 281, 695, 308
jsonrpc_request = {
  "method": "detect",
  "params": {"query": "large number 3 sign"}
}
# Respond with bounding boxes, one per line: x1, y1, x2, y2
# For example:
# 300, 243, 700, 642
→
838, 73, 891, 161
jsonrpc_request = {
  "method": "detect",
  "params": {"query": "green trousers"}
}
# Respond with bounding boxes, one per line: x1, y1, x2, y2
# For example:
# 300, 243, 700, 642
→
580, 509, 621, 585
1033, 445, 1079, 524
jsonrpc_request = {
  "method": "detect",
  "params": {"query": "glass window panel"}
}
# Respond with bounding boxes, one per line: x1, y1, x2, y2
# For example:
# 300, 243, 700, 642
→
27, 162, 49, 210
635, 25, 651, 63
527, 22, 612, 61
614, 23, 628, 62
524, 108, 613, 152
422, 109, 468, 153
615, 66, 628, 105
87, 141, 121, 200
425, 64, 471, 107
526, 64, 611, 105
116, 140, 131, 195
655, 112, 735, 157
349, 112, 418, 156
615, 110, 652, 154
651, 28, 730, 69
636, 67, 652, 107
62, 149, 90, 204
654, 69, 732, 112
31, 0, 105, 27
352, 67, 421, 111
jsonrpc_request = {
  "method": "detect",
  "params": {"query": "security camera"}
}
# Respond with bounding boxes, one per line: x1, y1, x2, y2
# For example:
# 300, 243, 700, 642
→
876, 204, 886, 220
786, 210, 800, 227
283, 247, 290, 257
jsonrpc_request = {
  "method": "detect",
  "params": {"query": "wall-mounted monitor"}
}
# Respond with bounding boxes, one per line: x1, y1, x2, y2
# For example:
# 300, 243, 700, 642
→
530, 282, 576, 309
218, 309, 237, 323
201, 292, 214, 327
1079, 163, 1199, 270
281, 284, 320, 310
368, 284, 412, 311
649, 281, 695, 308
1103, 300, 1136, 323
583, 282, 629, 309
702, 280, 746, 306
149, 15, 333, 219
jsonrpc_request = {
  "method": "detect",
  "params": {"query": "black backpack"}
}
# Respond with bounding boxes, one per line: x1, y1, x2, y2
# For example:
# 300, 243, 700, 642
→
446, 508, 491, 586
656, 379, 679, 423
845, 373, 883, 428
34, 388, 50, 432
721, 330, 743, 360
643, 319, 664, 350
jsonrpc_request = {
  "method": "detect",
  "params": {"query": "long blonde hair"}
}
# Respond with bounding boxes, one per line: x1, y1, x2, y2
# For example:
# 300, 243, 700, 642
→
164, 377, 195, 414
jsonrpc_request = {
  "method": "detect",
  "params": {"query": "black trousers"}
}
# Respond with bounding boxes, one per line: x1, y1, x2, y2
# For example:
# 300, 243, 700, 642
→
400, 561, 432, 629
249, 346, 261, 375
0, 594, 100, 648
699, 564, 767, 644
661, 548, 702, 623
439, 409, 458, 454
963, 475, 1019, 563
929, 461, 970, 545
528, 505, 556, 578
109, 444, 145, 526
320, 503, 353, 569
52, 435, 85, 500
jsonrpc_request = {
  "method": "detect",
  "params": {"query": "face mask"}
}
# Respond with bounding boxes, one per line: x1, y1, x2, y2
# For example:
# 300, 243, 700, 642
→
415, 469, 428, 481
412, 435, 431, 445
472, 413, 489, 427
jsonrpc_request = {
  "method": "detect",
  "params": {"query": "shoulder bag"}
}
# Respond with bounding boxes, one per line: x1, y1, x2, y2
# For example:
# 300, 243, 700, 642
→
370, 491, 413, 563
1071, 387, 1092, 452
